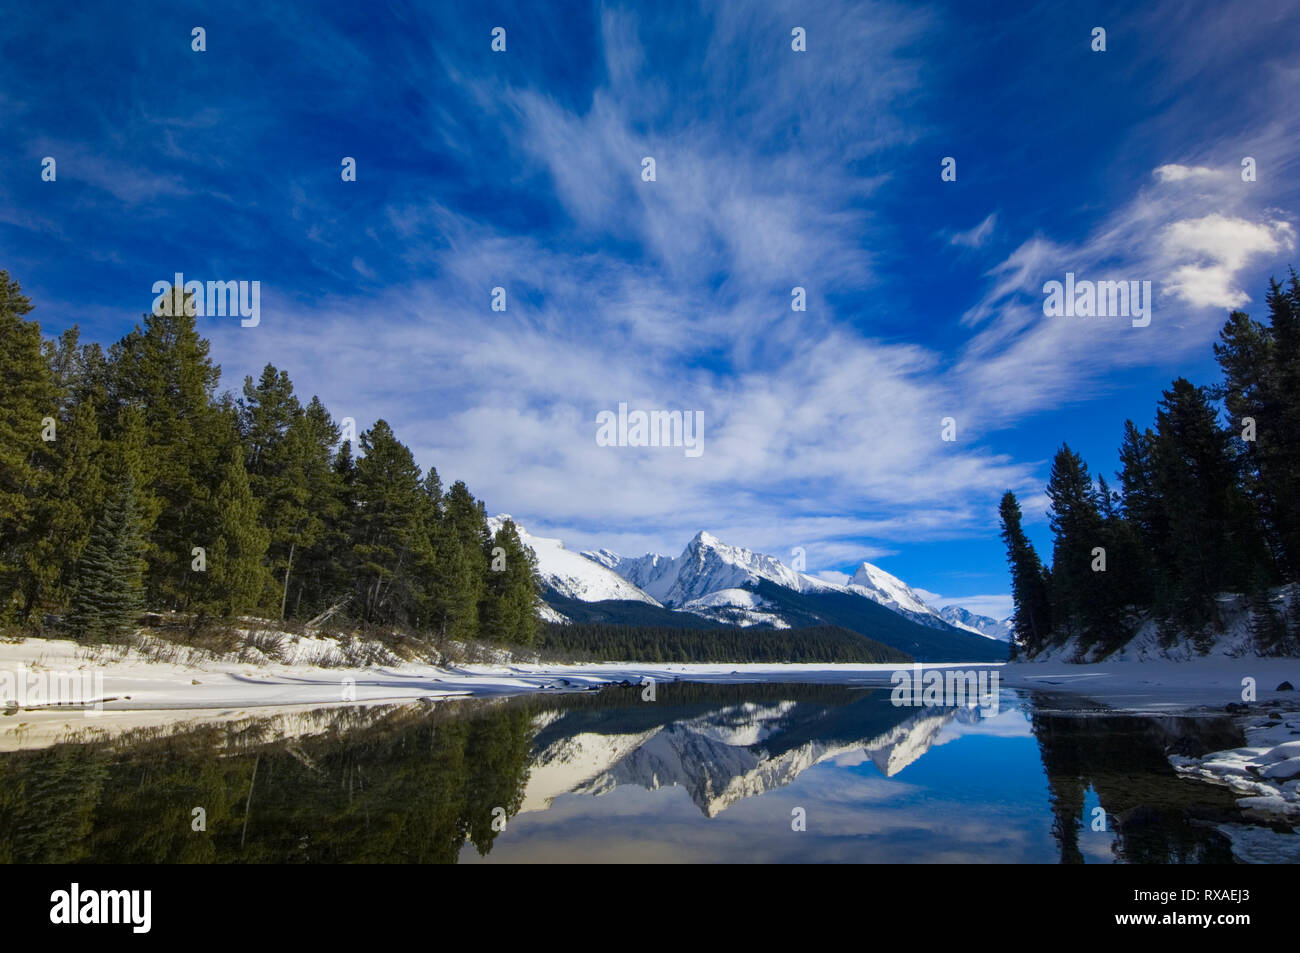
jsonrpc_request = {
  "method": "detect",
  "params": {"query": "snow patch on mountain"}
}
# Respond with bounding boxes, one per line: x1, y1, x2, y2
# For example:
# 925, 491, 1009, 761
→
488, 516, 661, 606
679, 588, 792, 629
583, 549, 679, 602
844, 562, 953, 630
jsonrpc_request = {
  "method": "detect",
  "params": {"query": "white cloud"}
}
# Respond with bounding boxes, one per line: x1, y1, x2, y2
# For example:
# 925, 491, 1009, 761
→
948, 212, 997, 249
1160, 213, 1296, 309
952, 164, 1296, 425
1153, 164, 1221, 183
912, 587, 944, 607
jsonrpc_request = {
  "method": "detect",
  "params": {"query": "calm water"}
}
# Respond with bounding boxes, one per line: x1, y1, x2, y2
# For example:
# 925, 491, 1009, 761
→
0, 683, 1257, 863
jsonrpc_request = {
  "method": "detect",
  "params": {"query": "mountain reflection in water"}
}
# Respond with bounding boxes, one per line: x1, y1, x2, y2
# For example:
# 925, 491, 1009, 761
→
0, 683, 1252, 863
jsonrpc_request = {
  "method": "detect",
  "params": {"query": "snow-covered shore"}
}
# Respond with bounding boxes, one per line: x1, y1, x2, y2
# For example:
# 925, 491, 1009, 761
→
1170, 711, 1300, 820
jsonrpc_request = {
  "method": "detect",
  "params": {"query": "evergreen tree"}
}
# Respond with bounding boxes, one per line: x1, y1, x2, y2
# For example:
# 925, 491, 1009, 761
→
1247, 568, 1292, 655
479, 519, 540, 645
188, 441, 270, 618
276, 397, 342, 618
237, 369, 342, 616
432, 481, 489, 640
351, 421, 428, 625
297, 438, 359, 620
0, 278, 548, 646
238, 364, 299, 481
1150, 378, 1268, 632
1091, 473, 1147, 652
999, 491, 1051, 655
1045, 445, 1106, 646
23, 329, 121, 619
107, 287, 230, 610
1214, 273, 1300, 579
0, 272, 58, 620
1116, 420, 1164, 605
65, 468, 146, 642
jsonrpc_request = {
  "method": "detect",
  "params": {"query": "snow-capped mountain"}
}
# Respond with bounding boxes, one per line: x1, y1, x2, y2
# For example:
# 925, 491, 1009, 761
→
584, 550, 678, 601
938, 606, 1013, 642
660, 531, 818, 606
591, 531, 968, 636
487, 516, 661, 608
588, 531, 820, 606
844, 561, 952, 630
496, 515, 1007, 661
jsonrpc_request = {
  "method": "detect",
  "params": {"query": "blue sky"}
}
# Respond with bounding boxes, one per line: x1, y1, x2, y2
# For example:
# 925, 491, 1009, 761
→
3, 0, 1299, 619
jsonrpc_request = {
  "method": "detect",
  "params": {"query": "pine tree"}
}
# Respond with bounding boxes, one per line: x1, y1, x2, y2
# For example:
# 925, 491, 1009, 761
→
1151, 378, 1269, 632
24, 329, 113, 619
107, 287, 230, 610
238, 365, 302, 610
351, 421, 428, 625
65, 469, 146, 643
1247, 567, 1291, 655
479, 519, 540, 645
1117, 420, 1164, 605
1090, 473, 1145, 652
1045, 445, 1106, 647
277, 397, 343, 618
0, 272, 58, 621
999, 491, 1051, 655
299, 438, 358, 620
438, 482, 489, 639
188, 441, 270, 618
1214, 274, 1300, 579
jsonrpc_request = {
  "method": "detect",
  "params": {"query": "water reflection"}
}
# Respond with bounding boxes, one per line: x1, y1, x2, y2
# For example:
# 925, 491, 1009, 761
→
0, 684, 1253, 863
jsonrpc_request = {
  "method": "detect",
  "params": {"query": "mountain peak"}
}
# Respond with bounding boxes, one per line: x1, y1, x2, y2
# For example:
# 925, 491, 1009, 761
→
846, 560, 952, 630
937, 605, 1012, 641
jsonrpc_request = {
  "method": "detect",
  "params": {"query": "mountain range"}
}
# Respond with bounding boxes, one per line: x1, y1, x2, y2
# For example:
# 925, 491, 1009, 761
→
491, 517, 1010, 662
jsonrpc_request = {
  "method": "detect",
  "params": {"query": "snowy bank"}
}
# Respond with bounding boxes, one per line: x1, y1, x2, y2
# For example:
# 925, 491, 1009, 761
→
1170, 710, 1300, 821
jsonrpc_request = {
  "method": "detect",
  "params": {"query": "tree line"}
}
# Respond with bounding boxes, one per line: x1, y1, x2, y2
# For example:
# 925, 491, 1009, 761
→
0, 273, 541, 645
538, 621, 913, 663
999, 272, 1300, 657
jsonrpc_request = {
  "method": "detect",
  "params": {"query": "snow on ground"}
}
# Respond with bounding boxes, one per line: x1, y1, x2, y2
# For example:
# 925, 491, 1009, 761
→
1028, 587, 1296, 664
1001, 657, 1300, 711
1207, 822, 1300, 863
1169, 711, 1300, 821
1171, 709, 1300, 863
